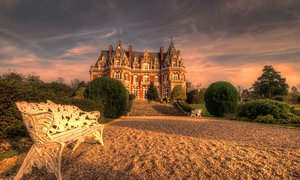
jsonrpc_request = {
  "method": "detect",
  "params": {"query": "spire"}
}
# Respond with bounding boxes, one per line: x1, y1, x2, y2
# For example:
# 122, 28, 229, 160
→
118, 29, 122, 45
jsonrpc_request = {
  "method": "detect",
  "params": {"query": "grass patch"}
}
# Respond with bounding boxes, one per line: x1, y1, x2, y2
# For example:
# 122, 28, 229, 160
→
0, 149, 19, 161
189, 104, 213, 117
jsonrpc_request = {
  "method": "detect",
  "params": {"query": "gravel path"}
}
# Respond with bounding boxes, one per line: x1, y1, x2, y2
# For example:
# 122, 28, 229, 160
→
2, 117, 300, 179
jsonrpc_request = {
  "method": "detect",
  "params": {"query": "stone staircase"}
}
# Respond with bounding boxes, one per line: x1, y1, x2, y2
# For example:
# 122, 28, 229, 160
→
129, 100, 184, 116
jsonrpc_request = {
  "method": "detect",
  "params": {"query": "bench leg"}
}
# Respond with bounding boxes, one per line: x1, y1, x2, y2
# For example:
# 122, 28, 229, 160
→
15, 143, 64, 180
15, 146, 36, 180
93, 126, 104, 145
72, 137, 85, 154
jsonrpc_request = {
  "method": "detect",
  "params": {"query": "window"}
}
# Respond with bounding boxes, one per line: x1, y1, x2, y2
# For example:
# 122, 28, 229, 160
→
155, 76, 159, 82
143, 75, 149, 82
173, 74, 179, 80
133, 88, 139, 97
143, 88, 148, 99
114, 72, 121, 79
172, 61, 176, 67
133, 75, 137, 83
142, 63, 149, 70
125, 74, 129, 81
116, 59, 121, 66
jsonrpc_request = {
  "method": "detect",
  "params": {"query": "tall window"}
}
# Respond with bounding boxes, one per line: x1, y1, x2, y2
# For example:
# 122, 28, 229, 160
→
133, 75, 137, 83
142, 63, 149, 70
114, 72, 121, 79
143, 88, 148, 99
155, 76, 159, 82
133, 88, 138, 97
173, 74, 179, 80
125, 74, 129, 81
143, 75, 149, 82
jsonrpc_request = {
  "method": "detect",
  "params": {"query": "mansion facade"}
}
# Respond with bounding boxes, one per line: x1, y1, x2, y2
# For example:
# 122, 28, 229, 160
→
89, 40, 186, 99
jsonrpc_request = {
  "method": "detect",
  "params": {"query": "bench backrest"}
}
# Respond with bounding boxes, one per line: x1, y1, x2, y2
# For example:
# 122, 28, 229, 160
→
16, 101, 98, 137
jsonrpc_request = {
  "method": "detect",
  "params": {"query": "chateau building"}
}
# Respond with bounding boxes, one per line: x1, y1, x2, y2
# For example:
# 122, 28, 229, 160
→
89, 40, 186, 99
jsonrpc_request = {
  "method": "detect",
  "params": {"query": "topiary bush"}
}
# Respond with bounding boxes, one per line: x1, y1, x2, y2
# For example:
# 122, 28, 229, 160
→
171, 85, 187, 102
84, 77, 128, 118
204, 81, 240, 117
237, 99, 293, 121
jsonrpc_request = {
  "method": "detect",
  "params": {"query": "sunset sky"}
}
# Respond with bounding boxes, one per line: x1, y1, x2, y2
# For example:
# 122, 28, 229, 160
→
0, 0, 299, 89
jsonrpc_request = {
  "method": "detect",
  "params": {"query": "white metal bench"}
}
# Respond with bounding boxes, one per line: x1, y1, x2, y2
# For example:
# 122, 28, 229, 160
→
191, 109, 202, 118
15, 100, 104, 180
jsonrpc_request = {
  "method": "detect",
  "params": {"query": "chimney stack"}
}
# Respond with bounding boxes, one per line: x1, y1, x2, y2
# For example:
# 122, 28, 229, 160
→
109, 45, 113, 57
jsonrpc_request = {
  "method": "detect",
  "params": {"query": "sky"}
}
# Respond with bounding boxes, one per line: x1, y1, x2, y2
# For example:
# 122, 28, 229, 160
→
0, 0, 299, 89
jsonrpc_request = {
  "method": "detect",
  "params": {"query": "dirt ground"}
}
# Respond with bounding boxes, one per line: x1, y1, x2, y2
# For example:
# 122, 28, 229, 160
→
1, 116, 300, 179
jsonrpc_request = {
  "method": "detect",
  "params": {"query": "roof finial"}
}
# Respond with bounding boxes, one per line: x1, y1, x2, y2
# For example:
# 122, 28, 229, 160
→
119, 29, 122, 41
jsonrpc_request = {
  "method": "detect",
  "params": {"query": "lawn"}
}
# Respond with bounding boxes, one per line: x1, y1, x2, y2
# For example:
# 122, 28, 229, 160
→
188, 103, 213, 117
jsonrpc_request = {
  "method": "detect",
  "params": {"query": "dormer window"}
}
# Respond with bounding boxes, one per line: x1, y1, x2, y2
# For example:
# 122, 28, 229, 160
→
116, 59, 121, 66
142, 63, 150, 70
172, 61, 176, 67
173, 74, 179, 80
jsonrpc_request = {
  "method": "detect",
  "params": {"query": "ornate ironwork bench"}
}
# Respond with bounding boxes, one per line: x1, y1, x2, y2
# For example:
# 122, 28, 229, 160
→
191, 109, 202, 118
15, 100, 104, 180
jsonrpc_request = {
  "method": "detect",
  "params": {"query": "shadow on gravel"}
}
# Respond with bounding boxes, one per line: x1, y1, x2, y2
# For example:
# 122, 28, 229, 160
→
111, 119, 300, 148
151, 105, 184, 116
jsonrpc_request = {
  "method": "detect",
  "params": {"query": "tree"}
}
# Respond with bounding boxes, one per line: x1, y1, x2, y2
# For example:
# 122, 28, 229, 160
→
170, 85, 187, 102
186, 89, 198, 104
71, 79, 86, 89
241, 89, 250, 101
204, 81, 240, 117
287, 86, 299, 103
252, 65, 289, 99
187, 88, 207, 104
146, 82, 159, 101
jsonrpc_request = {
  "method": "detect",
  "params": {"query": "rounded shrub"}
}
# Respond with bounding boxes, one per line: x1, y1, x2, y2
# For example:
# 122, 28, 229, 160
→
237, 99, 293, 120
204, 81, 240, 117
85, 77, 128, 118
255, 114, 275, 124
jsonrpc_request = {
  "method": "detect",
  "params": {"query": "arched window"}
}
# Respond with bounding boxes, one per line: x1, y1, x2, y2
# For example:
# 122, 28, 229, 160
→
142, 63, 150, 70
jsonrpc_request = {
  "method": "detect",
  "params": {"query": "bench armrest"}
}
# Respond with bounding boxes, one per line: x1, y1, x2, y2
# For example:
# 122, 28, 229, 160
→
84, 111, 101, 121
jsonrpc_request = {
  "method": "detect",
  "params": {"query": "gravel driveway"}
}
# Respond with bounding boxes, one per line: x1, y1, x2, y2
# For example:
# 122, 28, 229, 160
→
2, 116, 300, 179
